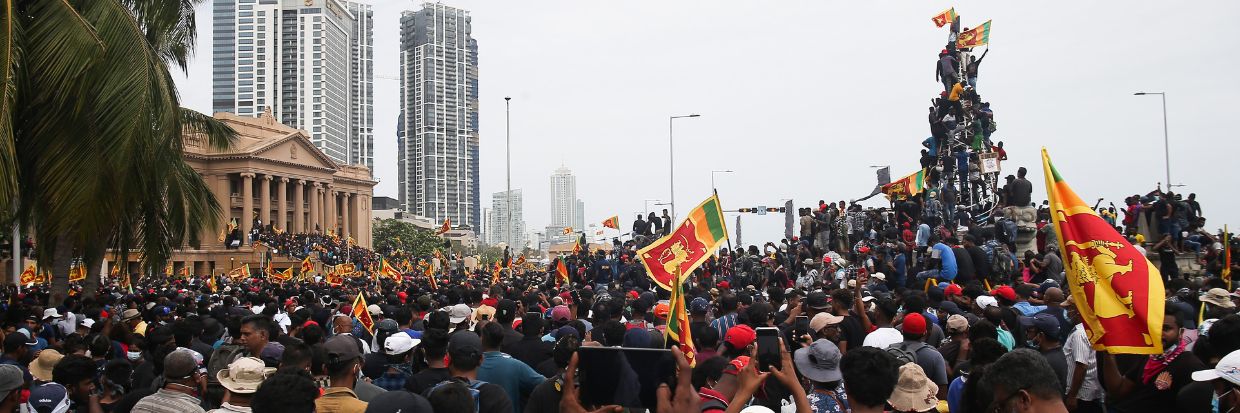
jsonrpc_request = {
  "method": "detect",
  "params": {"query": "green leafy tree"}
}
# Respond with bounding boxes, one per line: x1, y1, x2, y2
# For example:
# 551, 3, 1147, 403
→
2, 0, 235, 305
372, 219, 442, 259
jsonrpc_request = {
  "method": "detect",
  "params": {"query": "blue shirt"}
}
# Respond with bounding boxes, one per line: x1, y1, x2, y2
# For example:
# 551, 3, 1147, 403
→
916, 224, 931, 247
1014, 301, 1047, 316
931, 243, 958, 280
709, 313, 738, 339
947, 376, 967, 413
477, 351, 546, 413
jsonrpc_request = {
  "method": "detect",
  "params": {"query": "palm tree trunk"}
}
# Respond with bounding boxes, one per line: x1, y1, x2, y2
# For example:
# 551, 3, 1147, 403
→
82, 243, 104, 301
48, 233, 74, 307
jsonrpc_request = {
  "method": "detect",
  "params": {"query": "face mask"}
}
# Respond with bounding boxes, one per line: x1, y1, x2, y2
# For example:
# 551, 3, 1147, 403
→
1026, 340, 1038, 348
127, 351, 142, 361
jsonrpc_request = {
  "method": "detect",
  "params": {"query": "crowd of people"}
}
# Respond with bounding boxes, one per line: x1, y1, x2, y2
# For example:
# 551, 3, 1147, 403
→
2, 15, 1239, 413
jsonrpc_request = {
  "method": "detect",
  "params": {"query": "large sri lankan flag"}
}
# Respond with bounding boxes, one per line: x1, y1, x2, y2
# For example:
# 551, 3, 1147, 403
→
638, 194, 728, 290
1043, 148, 1164, 354
881, 169, 927, 200
666, 274, 697, 367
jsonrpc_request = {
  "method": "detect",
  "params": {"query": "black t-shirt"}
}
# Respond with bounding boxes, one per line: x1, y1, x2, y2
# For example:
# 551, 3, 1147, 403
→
505, 336, 553, 374
405, 367, 451, 395
838, 315, 866, 351
965, 246, 990, 280
952, 247, 975, 283
523, 376, 563, 413
1114, 352, 1206, 413
420, 377, 513, 413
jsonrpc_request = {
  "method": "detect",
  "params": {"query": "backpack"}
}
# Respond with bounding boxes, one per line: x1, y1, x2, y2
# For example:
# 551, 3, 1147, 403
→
886, 341, 929, 366
426, 378, 489, 412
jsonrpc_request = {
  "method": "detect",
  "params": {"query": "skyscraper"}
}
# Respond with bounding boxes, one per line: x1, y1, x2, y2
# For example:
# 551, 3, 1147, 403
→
398, 3, 481, 232
485, 190, 526, 248
211, 0, 373, 169
550, 167, 578, 229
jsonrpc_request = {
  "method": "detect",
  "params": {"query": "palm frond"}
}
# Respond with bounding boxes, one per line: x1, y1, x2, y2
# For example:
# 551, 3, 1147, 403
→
181, 108, 236, 150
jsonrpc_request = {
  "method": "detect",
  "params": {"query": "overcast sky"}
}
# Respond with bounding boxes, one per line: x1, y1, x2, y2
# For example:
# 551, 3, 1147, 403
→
174, 1, 1240, 245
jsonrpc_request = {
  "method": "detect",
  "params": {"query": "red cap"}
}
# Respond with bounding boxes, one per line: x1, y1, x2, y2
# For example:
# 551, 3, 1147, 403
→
627, 291, 639, 300
991, 286, 1017, 302
481, 297, 498, 307
944, 284, 963, 297
558, 291, 573, 305
723, 355, 751, 375
718, 281, 731, 289
397, 292, 408, 303
724, 325, 756, 349
903, 313, 927, 335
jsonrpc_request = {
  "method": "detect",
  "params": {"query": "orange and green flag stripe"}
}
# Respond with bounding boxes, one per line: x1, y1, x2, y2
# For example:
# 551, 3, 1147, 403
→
957, 20, 992, 48
686, 195, 728, 246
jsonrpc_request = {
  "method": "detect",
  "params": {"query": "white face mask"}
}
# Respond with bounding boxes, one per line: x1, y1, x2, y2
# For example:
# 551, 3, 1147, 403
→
127, 351, 142, 361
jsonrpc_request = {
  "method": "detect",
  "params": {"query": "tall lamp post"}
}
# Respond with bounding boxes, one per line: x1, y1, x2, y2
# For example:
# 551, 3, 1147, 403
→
669, 114, 700, 221
711, 170, 734, 192
1134, 92, 1171, 187
505, 97, 512, 248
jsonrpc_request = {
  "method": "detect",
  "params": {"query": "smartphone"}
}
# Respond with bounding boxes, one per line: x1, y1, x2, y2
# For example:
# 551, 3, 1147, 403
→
793, 315, 810, 338
756, 326, 781, 372
576, 347, 676, 409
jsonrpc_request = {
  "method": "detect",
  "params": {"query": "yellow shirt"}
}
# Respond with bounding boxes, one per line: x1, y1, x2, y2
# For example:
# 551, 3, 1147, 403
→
949, 83, 964, 101
315, 387, 368, 413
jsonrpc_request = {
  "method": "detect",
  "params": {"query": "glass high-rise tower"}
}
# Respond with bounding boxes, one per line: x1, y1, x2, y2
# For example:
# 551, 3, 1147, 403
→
212, 0, 373, 169
398, 3, 481, 232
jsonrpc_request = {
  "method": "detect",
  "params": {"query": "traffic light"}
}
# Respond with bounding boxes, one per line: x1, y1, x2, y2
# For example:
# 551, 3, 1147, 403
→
737, 207, 760, 213
766, 207, 786, 213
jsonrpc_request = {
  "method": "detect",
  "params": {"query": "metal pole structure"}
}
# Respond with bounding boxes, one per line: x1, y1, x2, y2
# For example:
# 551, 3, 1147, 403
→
711, 170, 733, 192
1135, 92, 1170, 186
505, 97, 512, 249
668, 114, 700, 222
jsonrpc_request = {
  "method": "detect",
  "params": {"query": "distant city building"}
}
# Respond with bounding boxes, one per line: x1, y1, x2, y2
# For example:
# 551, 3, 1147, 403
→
550, 167, 578, 230
371, 196, 400, 211
485, 190, 526, 249
398, 3, 481, 232
576, 199, 585, 231
211, 0, 373, 169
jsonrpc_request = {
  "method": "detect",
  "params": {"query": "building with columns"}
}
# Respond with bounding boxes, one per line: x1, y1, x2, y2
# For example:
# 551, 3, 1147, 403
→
161, 111, 376, 276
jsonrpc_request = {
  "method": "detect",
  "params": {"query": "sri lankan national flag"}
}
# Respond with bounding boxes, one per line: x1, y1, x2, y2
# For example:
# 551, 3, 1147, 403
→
351, 292, 374, 334
326, 267, 344, 287
638, 194, 728, 291
666, 271, 697, 367
300, 256, 314, 275
957, 20, 992, 48
337, 263, 356, 276
1044, 148, 1164, 354
491, 260, 502, 284
206, 274, 218, 293
602, 216, 620, 229
19, 263, 37, 285
70, 263, 87, 282
227, 264, 250, 279
932, 7, 957, 28
881, 169, 927, 200
555, 258, 569, 287
379, 258, 403, 283
422, 260, 438, 290
1224, 225, 1232, 290
436, 218, 451, 235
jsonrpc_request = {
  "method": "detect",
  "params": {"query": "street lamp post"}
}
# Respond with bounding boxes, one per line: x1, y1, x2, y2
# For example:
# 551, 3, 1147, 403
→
669, 114, 700, 222
505, 97, 512, 249
1134, 92, 1171, 187
644, 199, 663, 216
711, 170, 734, 192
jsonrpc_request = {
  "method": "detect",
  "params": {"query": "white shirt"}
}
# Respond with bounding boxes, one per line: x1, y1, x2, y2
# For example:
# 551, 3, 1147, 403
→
862, 327, 903, 349
1063, 324, 1104, 401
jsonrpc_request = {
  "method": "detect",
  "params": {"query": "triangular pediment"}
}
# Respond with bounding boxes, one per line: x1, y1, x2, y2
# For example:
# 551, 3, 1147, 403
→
251, 132, 340, 171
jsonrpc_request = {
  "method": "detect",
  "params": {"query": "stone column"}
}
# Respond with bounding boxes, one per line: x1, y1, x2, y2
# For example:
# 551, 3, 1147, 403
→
342, 192, 352, 239
277, 177, 288, 231
294, 180, 305, 232
326, 187, 337, 235
309, 183, 321, 233
259, 175, 272, 232
240, 173, 255, 240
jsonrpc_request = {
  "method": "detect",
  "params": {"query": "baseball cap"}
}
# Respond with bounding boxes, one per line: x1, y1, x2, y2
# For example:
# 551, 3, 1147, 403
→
724, 325, 756, 349
805, 291, 830, 310
943, 284, 963, 297
447, 331, 483, 364
367, 304, 384, 316
363, 390, 433, 413
447, 304, 472, 324
496, 299, 518, 321
946, 314, 969, 334
1019, 313, 1061, 337
216, 357, 276, 394
689, 297, 710, 314
0, 365, 23, 395
26, 383, 70, 413
653, 302, 670, 319
78, 318, 96, 329
991, 286, 1017, 302
1192, 349, 1240, 386
809, 312, 843, 332
3, 333, 32, 349
384, 334, 418, 356
723, 356, 752, 376
551, 305, 572, 323
324, 335, 363, 364
902, 313, 928, 336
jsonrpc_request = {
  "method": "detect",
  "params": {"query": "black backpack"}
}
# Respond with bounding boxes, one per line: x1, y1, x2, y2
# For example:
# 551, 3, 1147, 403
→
885, 341, 929, 366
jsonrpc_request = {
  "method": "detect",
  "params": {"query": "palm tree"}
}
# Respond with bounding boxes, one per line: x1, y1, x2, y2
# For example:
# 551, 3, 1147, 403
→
1, 0, 234, 305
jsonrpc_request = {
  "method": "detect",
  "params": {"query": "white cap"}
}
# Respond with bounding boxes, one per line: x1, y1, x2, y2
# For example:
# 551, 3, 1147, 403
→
384, 334, 418, 356
872, 272, 886, 281
367, 304, 383, 316
1192, 349, 1240, 386
448, 304, 471, 324
975, 295, 998, 310
78, 319, 95, 329
42, 308, 63, 320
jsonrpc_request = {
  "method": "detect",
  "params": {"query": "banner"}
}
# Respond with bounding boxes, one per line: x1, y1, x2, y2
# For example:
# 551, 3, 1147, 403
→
1043, 148, 1164, 354
638, 194, 729, 290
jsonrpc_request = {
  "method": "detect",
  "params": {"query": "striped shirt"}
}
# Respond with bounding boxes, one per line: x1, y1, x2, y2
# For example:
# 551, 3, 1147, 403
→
709, 313, 738, 338
130, 388, 206, 413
